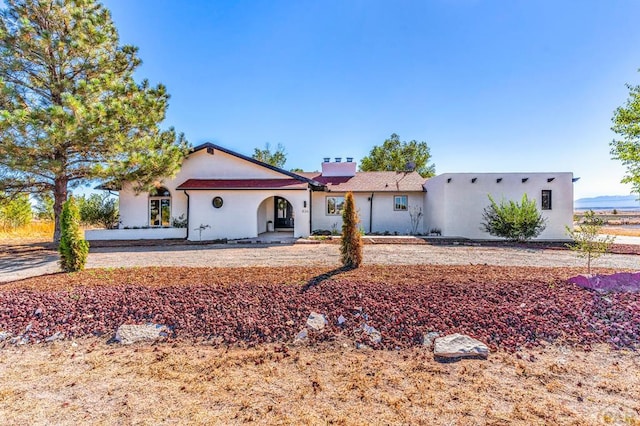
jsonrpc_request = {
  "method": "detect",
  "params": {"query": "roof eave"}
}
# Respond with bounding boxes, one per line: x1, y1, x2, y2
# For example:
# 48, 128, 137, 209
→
191, 142, 321, 186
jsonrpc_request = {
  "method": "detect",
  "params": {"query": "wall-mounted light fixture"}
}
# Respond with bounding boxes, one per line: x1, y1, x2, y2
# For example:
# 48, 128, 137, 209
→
496, 178, 502, 183
522, 178, 529, 183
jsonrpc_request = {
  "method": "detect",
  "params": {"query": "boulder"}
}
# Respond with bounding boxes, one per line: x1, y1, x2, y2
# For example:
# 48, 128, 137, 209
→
422, 331, 440, 348
294, 328, 308, 344
45, 331, 65, 343
362, 324, 382, 344
114, 323, 170, 345
306, 312, 327, 331
433, 333, 489, 359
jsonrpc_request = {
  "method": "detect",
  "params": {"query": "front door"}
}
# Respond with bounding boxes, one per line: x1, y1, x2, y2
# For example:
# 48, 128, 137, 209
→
274, 197, 294, 229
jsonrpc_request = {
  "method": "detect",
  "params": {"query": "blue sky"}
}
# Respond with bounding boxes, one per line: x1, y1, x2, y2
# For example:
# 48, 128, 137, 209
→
102, 0, 640, 200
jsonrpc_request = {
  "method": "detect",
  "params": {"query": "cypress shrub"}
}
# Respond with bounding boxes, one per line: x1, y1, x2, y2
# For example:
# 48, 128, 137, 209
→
340, 192, 363, 268
59, 196, 89, 272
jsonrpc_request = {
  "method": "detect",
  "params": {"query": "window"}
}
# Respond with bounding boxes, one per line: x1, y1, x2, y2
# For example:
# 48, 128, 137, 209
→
541, 190, 552, 210
326, 196, 345, 215
394, 195, 408, 211
150, 187, 171, 226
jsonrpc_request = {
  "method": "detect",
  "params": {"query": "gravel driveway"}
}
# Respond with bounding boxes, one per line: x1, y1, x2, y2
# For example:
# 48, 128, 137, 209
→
1, 241, 638, 283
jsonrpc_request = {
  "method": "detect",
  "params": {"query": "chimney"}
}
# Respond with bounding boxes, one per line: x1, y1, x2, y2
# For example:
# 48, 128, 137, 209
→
321, 157, 356, 177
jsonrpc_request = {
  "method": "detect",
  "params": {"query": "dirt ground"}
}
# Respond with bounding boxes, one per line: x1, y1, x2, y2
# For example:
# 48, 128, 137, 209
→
2, 239, 640, 283
1, 241, 640, 425
0, 339, 638, 425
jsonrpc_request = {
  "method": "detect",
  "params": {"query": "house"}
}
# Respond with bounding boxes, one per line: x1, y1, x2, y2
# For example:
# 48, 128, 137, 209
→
424, 172, 575, 239
86, 143, 574, 241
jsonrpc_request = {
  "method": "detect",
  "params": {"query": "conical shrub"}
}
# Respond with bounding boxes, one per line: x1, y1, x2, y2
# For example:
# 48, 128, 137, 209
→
340, 192, 363, 268
59, 196, 89, 272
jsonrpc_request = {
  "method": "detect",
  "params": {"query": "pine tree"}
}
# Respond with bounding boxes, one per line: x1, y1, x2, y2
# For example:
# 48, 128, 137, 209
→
59, 196, 89, 272
340, 192, 363, 268
0, 0, 189, 242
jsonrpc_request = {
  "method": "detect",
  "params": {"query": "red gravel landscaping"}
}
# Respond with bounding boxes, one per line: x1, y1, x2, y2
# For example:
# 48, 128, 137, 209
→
1, 265, 638, 352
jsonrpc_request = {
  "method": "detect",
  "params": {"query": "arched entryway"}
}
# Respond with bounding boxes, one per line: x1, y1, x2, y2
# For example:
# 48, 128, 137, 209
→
256, 196, 295, 237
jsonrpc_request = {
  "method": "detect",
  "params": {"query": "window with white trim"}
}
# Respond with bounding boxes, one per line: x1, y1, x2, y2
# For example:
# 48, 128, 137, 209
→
150, 187, 171, 227
326, 196, 345, 215
394, 195, 408, 211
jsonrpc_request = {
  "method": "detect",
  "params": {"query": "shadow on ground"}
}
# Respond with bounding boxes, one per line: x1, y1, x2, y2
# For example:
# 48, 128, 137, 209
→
301, 266, 354, 293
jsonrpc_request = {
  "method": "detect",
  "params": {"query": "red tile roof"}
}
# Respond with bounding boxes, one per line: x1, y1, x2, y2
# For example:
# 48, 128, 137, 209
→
296, 171, 426, 192
176, 179, 310, 190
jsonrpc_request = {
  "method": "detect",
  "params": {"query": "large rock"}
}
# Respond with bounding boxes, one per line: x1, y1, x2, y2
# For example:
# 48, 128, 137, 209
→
433, 333, 489, 359
114, 323, 171, 345
293, 328, 309, 344
362, 324, 382, 344
306, 312, 327, 331
422, 331, 440, 348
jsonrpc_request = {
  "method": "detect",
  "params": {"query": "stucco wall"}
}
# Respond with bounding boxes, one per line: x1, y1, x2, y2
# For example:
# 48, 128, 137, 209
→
85, 228, 186, 241
118, 182, 188, 229
424, 172, 574, 240
311, 192, 426, 235
187, 189, 310, 241
117, 148, 310, 240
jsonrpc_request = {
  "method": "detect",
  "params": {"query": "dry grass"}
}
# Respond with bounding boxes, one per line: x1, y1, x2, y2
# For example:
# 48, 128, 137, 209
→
0, 339, 638, 425
601, 227, 640, 237
0, 220, 54, 243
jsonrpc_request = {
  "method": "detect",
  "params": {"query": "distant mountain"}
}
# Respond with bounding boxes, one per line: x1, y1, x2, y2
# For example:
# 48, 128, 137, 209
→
575, 194, 640, 211
575, 195, 637, 203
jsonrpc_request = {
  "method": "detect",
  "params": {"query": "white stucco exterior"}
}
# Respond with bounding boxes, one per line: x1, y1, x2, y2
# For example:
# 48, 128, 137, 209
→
92, 143, 575, 242
423, 172, 574, 240
114, 146, 312, 241
310, 192, 425, 234
186, 189, 310, 241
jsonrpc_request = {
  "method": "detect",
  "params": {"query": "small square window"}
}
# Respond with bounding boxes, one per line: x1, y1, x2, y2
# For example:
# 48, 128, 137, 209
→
394, 195, 408, 211
326, 196, 345, 215
541, 190, 552, 210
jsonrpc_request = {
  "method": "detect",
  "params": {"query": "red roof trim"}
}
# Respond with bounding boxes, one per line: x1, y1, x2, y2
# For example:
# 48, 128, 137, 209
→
176, 179, 309, 190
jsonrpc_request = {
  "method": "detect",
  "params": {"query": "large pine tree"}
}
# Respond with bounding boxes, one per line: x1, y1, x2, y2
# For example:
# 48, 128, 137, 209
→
0, 0, 189, 242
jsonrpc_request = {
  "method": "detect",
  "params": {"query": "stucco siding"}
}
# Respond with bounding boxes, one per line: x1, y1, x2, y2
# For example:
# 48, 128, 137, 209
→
186, 189, 310, 241
118, 182, 188, 229
424, 172, 573, 240
311, 192, 425, 234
